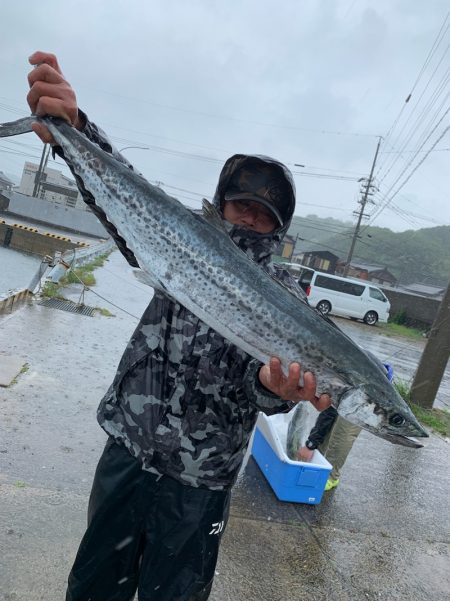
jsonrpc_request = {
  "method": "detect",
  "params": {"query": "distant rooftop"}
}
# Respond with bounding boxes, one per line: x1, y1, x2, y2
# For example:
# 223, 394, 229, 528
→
347, 261, 389, 272
399, 283, 446, 297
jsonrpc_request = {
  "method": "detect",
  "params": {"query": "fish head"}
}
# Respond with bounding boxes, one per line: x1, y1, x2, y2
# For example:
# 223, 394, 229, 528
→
337, 384, 428, 448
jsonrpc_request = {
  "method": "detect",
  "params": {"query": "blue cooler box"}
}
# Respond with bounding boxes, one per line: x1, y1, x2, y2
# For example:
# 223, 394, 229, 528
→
252, 412, 332, 505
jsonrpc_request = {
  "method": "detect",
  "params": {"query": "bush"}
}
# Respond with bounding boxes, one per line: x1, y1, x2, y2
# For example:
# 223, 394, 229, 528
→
390, 309, 408, 325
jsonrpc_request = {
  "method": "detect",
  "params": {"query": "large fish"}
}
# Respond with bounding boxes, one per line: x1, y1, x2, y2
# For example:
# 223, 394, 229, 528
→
0, 116, 428, 448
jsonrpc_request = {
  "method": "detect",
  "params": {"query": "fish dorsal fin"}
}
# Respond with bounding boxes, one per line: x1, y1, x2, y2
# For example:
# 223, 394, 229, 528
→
202, 199, 227, 232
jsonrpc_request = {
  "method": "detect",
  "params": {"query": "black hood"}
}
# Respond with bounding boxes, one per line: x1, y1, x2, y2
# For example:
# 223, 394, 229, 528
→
212, 154, 296, 266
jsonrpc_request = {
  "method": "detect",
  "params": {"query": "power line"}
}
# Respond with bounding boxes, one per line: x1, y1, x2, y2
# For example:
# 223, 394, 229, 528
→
380, 147, 450, 153
84, 86, 380, 139
363, 122, 450, 229
378, 74, 450, 183
381, 11, 449, 151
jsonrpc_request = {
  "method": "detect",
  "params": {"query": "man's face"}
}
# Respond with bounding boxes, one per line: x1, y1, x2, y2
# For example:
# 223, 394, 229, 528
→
222, 198, 278, 234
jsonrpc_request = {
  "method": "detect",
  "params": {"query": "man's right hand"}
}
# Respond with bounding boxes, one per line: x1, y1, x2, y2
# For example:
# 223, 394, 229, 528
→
27, 51, 81, 144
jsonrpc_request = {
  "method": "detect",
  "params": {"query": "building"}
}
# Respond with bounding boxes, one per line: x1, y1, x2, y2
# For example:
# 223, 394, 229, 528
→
0, 171, 14, 194
292, 249, 339, 274
0, 172, 15, 211
336, 261, 397, 286
274, 234, 296, 260
17, 162, 87, 211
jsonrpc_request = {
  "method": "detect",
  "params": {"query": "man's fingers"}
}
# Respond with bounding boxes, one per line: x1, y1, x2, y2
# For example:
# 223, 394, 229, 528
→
301, 370, 316, 400
28, 51, 63, 75
31, 122, 55, 145
268, 357, 283, 388
33, 96, 74, 124
27, 81, 72, 114
310, 393, 332, 412
287, 362, 301, 387
28, 63, 65, 91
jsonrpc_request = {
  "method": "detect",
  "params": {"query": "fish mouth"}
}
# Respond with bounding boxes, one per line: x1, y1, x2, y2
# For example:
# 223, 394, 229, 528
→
378, 431, 428, 448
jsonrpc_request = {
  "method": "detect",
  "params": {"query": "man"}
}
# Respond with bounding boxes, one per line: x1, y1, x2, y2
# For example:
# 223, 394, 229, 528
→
27, 51, 331, 601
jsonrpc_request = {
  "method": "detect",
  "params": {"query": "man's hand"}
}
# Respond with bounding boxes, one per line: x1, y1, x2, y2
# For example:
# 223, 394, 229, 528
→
258, 357, 331, 411
297, 446, 314, 462
27, 51, 81, 144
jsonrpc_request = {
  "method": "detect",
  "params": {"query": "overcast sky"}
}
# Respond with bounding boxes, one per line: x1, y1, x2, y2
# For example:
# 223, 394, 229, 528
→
0, 0, 449, 233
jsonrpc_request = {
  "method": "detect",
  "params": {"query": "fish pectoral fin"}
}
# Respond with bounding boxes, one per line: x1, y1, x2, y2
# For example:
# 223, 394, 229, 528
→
132, 269, 167, 292
201, 199, 228, 232
0, 116, 35, 137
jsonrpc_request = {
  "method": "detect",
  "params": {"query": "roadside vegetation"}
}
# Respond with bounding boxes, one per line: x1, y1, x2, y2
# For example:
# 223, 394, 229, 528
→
395, 379, 450, 438
60, 253, 110, 288
8, 363, 29, 387
379, 322, 425, 341
39, 253, 114, 317
40, 253, 110, 298
378, 309, 427, 340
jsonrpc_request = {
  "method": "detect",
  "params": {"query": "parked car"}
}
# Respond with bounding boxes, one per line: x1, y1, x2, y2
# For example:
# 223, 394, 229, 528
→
292, 265, 390, 325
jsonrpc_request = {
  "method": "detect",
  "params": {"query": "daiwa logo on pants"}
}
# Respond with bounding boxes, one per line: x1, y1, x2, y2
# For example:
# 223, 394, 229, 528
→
209, 521, 224, 535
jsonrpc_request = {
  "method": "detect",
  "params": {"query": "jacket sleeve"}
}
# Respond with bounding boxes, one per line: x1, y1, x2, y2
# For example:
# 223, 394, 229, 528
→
52, 110, 140, 267
307, 406, 338, 448
241, 358, 295, 415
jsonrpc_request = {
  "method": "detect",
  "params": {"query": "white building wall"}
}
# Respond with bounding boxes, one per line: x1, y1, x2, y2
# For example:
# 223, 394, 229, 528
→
18, 162, 87, 211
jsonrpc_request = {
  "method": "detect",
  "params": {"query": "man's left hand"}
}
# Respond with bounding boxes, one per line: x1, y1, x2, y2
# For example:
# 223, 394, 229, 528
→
259, 357, 331, 411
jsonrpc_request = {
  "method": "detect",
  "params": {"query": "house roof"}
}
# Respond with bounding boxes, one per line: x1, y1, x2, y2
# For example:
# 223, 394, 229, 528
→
348, 261, 389, 273
399, 283, 445, 297
295, 249, 338, 259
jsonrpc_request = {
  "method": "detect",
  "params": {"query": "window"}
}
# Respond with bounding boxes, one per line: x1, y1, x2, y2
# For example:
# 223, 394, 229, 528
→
369, 287, 386, 302
315, 275, 364, 296
298, 268, 314, 285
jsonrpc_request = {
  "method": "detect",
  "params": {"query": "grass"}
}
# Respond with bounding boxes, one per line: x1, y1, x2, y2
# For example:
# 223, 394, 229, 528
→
8, 363, 29, 387
95, 307, 115, 317
61, 269, 96, 287
394, 379, 450, 438
379, 322, 425, 341
41, 282, 67, 299
40, 253, 110, 299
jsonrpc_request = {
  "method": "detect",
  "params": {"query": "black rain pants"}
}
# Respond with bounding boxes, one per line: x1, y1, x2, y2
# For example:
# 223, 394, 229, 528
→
66, 437, 231, 601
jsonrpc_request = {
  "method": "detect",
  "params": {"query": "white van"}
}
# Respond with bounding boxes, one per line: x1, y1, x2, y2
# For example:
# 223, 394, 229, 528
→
294, 266, 390, 325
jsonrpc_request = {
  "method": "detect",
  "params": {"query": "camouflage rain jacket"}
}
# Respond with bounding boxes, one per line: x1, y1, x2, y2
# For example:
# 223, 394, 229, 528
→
58, 116, 307, 491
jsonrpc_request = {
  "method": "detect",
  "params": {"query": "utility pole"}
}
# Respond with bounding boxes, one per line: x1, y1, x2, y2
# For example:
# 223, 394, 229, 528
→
410, 280, 450, 409
32, 143, 48, 198
343, 136, 382, 277
289, 233, 300, 261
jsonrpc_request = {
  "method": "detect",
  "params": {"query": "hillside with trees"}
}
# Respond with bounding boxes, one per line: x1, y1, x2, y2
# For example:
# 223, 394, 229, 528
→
287, 216, 450, 286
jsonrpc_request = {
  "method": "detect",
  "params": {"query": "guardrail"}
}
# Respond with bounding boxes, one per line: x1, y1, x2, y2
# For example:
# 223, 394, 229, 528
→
0, 288, 33, 314
0, 239, 115, 315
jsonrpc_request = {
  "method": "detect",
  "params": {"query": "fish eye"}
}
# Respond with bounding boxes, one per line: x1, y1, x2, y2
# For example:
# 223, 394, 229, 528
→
389, 413, 406, 427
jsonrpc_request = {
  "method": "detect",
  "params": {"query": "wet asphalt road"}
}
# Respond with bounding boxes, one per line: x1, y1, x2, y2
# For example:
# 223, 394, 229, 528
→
0, 249, 449, 601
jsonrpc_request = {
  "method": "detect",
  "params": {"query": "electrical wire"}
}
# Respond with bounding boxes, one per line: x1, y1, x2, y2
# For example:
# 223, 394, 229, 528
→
363, 122, 450, 229
381, 11, 449, 155
377, 76, 450, 184
67, 268, 141, 320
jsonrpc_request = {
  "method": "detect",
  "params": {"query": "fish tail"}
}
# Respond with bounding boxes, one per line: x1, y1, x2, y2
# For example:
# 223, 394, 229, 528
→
0, 116, 36, 137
